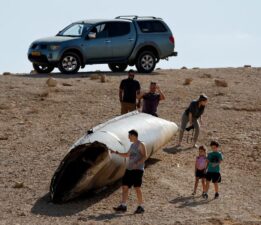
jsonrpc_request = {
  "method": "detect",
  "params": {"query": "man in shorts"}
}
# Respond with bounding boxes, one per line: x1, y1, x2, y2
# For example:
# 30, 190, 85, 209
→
203, 141, 223, 199
111, 130, 147, 214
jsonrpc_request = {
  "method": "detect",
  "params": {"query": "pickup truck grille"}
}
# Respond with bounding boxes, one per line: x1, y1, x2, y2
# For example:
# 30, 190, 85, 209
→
28, 54, 49, 64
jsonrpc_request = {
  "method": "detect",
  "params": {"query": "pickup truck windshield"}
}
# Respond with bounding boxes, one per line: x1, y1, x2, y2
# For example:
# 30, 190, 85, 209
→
58, 23, 91, 37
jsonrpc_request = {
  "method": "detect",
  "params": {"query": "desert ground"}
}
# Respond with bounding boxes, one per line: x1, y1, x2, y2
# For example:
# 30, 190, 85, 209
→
0, 67, 260, 225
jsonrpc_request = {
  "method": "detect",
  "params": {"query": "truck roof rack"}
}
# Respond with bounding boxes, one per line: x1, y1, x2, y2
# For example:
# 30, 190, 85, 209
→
115, 16, 162, 20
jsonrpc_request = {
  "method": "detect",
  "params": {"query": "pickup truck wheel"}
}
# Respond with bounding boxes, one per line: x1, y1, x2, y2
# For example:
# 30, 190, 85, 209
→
58, 52, 80, 74
33, 63, 54, 74
108, 63, 128, 72
136, 51, 156, 73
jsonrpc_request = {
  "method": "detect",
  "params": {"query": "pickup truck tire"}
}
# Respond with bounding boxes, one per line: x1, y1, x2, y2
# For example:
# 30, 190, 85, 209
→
33, 63, 54, 74
58, 52, 81, 74
108, 63, 128, 72
135, 51, 156, 73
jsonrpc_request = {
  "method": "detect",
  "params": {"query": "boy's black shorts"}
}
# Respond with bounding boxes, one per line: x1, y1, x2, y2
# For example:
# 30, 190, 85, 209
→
195, 169, 206, 179
122, 169, 144, 188
206, 172, 221, 183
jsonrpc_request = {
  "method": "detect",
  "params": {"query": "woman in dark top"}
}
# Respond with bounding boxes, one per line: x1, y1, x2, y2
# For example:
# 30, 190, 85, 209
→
177, 94, 208, 148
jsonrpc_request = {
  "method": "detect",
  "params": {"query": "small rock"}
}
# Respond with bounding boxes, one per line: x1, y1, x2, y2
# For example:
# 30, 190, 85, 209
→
215, 92, 225, 96
200, 73, 212, 78
0, 135, 8, 140
13, 181, 24, 189
46, 77, 58, 87
39, 90, 49, 97
62, 83, 73, 86
3, 72, 11, 75
156, 68, 162, 70
215, 79, 228, 87
181, 66, 188, 70
192, 67, 200, 69
0, 104, 10, 110
244, 65, 251, 68
26, 108, 39, 114
183, 78, 193, 85
90, 74, 100, 80
18, 212, 26, 217
100, 74, 107, 83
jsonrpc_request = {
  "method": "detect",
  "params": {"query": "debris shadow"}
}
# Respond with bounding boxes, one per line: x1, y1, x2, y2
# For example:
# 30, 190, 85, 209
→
31, 181, 121, 217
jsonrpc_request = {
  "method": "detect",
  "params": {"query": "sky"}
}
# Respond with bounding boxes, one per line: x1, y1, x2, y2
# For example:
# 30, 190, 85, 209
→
0, 0, 260, 73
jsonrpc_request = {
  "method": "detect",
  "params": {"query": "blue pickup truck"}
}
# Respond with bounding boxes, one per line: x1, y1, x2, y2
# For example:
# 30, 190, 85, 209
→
28, 16, 177, 74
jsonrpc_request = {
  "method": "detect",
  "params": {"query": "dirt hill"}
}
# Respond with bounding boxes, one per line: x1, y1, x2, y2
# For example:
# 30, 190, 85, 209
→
0, 68, 260, 225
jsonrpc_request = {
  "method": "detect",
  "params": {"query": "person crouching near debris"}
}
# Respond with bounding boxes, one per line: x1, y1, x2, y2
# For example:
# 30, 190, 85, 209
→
203, 141, 223, 199
177, 94, 208, 148
111, 129, 147, 214
192, 145, 207, 196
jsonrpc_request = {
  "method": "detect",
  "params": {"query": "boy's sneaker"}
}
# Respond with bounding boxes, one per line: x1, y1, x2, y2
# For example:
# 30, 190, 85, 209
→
113, 204, 127, 212
134, 206, 145, 214
202, 192, 208, 199
214, 192, 219, 199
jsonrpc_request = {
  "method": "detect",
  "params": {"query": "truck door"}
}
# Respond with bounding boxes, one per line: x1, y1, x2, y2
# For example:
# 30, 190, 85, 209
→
83, 23, 112, 61
108, 22, 136, 59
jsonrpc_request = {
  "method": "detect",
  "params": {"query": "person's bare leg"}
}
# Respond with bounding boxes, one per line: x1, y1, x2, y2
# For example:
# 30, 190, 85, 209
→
178, 114, 188, 146
205, 180, 210, 193
121, 185, 129, 204
193, 178, 199, 194
192, 120, 200, 147
214, 183, 219, 193
134, 187, 143, 205
178, 130, 184, 146
202, 178, 206, 193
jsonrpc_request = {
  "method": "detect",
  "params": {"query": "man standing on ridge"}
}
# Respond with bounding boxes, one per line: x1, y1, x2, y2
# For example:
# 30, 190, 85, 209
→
137, 81, 165, 117
119, 69, 141, 114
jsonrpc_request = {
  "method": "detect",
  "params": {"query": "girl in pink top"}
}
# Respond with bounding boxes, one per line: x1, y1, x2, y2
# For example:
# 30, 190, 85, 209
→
192, 145, 207, 196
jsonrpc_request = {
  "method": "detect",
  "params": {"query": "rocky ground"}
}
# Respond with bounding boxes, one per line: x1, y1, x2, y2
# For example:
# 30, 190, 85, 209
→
0, 67, 260, 225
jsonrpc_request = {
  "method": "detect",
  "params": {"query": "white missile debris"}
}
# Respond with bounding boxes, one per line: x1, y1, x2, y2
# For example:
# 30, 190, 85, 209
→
50, 111, 178, 203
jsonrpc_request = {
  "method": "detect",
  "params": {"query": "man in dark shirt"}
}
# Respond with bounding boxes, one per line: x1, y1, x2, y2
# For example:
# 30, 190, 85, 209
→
177, 94, 208, 148
137, 82, 165, 117
119, 70, 141, 115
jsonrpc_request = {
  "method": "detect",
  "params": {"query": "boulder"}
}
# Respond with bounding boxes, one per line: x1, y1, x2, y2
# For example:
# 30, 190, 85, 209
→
100, 74, 107, 83
46, 77, 58, 87
183, 78, 193, 85
215, 79, 228, 87
3, 72, 11, 75
90, 74, 100, 80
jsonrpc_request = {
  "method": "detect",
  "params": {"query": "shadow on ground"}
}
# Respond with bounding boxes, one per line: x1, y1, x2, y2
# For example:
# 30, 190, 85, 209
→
169, 195, 214, 208
145, 157, 161, 168
163, 146, 192, 154
14, 71, 162, 79
80, 212, 134, 222
31, 181, 121, 217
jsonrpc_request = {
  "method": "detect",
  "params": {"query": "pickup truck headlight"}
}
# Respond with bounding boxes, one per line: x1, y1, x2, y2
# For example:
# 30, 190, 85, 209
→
48, 45, 60, 51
